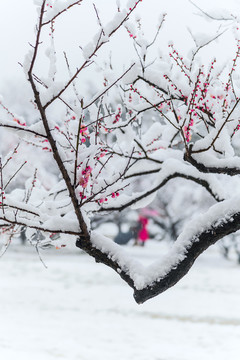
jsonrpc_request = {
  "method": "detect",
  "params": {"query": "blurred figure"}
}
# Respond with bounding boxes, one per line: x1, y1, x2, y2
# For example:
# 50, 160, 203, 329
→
137, 216, 149, 246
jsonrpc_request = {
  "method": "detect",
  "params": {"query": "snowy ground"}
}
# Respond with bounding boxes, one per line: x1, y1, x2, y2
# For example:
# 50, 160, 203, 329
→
0, 241, 240, 360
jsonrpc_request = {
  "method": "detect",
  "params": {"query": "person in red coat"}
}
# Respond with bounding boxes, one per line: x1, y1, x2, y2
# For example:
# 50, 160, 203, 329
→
138, 216, 149, 246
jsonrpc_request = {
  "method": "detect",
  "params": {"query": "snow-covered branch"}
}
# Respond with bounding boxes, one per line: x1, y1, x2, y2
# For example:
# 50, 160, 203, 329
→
1, 0, 240, 303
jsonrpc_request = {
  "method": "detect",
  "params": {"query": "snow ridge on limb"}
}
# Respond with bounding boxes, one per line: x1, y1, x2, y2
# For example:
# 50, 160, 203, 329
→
134, 210, 240, 303
184, 151, 240, 176
78, 197, 240, 303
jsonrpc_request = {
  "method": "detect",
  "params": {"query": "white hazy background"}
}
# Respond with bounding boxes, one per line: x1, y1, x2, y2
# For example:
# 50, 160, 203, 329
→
1, 0, 240, 88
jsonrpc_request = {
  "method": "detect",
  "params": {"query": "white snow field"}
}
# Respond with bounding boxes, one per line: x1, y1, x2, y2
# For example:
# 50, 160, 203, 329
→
0, 241, 239, 360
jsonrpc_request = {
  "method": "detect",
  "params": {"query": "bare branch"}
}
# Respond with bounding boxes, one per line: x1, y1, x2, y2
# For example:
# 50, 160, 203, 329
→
83, 63, 135, 110
42, 1, 83, 26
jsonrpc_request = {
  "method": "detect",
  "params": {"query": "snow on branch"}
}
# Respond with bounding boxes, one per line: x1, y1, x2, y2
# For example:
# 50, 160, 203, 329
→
79, 196, 240, 303
2, 0, 240, 303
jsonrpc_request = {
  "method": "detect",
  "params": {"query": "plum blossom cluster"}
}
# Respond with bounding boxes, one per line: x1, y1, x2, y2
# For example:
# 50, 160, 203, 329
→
0, 100, 26, 126
113, 107, 122, 124
79, 165, 92, 189
80, 124, 89, 143
98, 191, 120, 204
95, 149, 108, 161
184, 118, 194, 143
13, 118, 26, 127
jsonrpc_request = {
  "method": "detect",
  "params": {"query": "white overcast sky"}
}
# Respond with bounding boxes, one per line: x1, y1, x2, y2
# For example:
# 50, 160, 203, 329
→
1, 0, 240, 89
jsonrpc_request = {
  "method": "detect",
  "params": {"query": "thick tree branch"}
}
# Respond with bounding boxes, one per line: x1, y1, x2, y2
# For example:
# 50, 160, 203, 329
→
134, 210, 240, 303
77, 205, 240, 304
184, 153, 240, 176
